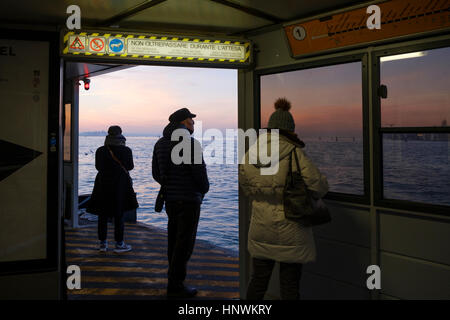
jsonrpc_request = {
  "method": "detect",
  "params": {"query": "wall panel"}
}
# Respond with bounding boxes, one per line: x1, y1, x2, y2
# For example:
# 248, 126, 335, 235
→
380, 252, 450, 299
304, 237, 370, 287
380, 212, 450, 266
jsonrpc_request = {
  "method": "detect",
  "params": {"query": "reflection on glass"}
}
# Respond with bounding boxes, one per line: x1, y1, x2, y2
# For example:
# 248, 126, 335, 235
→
64, 103, 71, 161
380, 47, 450, 128
383, 134, 450, 206
260, 62, 364, 195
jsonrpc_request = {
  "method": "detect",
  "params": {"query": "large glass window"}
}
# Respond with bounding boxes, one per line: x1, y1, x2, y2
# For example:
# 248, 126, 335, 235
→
380, 48, 450, 127
380, 47, 450, 207
260, 62, 364, 195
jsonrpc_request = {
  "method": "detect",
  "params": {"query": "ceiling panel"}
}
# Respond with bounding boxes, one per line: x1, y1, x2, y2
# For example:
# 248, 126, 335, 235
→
0, 0, 370, 35
65, 62, 134, 80
118, 0, 271, 34
234, 0, 369, 21
0, 0, 145, 26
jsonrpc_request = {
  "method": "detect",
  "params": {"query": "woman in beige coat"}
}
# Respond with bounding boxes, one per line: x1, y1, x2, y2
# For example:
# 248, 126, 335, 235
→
240, 98, 329, 300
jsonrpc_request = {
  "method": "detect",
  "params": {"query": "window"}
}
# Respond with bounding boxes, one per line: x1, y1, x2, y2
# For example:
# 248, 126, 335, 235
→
260, 61, 365, 195
379, 47, 450, 207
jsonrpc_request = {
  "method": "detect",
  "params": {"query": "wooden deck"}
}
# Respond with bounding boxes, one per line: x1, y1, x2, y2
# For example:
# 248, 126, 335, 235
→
65, 222, 239, 300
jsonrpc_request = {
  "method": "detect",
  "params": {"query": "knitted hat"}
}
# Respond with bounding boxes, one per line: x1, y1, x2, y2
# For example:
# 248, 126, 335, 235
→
267, 98, 295, 132
108, 125, 122, 136
106, 125, 126, 142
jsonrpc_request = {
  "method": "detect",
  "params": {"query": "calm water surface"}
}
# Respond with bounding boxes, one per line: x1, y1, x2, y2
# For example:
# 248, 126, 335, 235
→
79, 136, 449, 253
79, 136, 239, 253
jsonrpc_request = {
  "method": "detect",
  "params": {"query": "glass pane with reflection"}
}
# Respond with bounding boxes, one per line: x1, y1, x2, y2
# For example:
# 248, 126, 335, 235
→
260, 62, 364, 195
380, 47, 450, 128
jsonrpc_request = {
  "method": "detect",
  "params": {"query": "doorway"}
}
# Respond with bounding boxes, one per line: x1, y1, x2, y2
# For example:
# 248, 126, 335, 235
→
63, 62, 240, 299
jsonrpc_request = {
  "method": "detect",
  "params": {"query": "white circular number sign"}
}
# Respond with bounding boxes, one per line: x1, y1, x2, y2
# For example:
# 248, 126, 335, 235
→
292, 26, 306, 41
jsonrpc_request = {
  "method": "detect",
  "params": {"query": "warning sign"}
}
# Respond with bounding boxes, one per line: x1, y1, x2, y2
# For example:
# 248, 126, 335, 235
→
127, 39, 246, 60
88, 37, 105, 53
62, 30, 252, 67
68, 35, 86, 52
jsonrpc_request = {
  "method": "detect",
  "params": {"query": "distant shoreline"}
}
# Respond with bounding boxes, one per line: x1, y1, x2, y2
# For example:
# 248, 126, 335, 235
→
80, 131, 160, 137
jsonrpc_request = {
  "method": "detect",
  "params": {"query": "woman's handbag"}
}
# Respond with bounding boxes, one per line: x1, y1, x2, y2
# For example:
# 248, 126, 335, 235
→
108, 147, 139, 211
283, 148, 331, 226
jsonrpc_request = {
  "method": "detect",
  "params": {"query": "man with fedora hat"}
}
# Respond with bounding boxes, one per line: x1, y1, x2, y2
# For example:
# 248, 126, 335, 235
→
152, 107, 209, 298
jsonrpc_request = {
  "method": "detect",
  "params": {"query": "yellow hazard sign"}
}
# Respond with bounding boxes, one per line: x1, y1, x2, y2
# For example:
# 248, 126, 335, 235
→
62, 30, 252, 67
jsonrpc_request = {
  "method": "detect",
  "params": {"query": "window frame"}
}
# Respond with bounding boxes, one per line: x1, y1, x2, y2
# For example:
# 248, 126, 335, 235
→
63, 102, 72, 163
372, 40, 450, 216
254, 53, 370, 205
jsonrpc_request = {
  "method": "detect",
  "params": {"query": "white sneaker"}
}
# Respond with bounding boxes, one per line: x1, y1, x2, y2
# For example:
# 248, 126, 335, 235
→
99, 241, 108, 252
114, 242, 132, 253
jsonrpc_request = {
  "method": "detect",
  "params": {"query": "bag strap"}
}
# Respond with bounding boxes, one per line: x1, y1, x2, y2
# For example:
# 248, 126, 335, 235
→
288, 149, 293, 181
107, 146, 129, 176
292, 147, 301, 174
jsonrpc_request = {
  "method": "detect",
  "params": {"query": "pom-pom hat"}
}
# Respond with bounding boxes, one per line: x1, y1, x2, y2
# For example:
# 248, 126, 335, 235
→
267, 98, 295, 132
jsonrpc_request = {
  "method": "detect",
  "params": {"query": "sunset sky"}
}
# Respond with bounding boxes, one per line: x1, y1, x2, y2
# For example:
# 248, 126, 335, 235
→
380, 47, 450, 128
79, 65, 237, 135
261, 46, 449, 139
261, 61, 363, 139
80, 47, 449, 138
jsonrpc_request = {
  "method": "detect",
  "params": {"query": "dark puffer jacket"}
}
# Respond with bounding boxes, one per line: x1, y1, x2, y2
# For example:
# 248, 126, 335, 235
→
90, 145, 134, 217
152, 122, 209, 204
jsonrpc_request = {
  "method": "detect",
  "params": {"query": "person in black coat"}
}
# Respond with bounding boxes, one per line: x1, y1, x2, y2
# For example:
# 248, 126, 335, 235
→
91, 125, 134, 253
152, 108, 209, 298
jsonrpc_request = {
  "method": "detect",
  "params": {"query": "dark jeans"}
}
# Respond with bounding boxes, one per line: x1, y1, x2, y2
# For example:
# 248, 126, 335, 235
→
246, 258, 303, 300
165, 201, 200, 288
98, 213, 124, 243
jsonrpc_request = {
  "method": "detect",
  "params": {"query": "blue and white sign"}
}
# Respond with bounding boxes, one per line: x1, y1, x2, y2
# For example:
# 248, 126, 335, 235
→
108, 38, 125, 54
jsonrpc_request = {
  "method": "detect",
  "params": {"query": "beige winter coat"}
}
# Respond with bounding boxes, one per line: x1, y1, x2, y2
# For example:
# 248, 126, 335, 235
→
239, 131, 329, 264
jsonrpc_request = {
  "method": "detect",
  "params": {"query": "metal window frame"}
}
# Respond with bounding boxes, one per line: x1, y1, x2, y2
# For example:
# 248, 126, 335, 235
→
254, 53, 371, 205
0, 29, 61, 275
63, 102, 72, 163
372, 39, 450, 216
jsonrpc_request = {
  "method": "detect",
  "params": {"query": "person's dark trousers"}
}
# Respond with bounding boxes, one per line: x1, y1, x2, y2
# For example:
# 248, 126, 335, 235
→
98, 212, 125, 243
246, 257, 303, 300
165, 201, 200, 289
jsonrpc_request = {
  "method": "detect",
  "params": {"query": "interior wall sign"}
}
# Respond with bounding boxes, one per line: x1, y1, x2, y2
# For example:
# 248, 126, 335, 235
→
61, 29, 253, 68
284, 0, 450, 58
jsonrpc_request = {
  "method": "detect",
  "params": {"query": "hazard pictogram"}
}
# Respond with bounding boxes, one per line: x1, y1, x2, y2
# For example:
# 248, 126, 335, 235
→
89, 38, 104, 52
70, 36, 85, 50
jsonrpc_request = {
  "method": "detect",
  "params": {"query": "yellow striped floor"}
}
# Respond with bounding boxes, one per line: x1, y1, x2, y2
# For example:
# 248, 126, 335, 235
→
65, 222, 239, 300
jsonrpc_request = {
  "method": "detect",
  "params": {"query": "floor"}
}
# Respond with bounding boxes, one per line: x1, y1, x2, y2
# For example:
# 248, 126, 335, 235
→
65, 222, 239, 300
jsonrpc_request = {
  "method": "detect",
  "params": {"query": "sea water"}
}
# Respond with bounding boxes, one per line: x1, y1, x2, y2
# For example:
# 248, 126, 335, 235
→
79, 136, 449, 253
78, 136, 239, 253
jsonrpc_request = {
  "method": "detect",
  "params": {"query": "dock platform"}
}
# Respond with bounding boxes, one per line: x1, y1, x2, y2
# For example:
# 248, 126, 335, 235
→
65, 222, 240, 300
